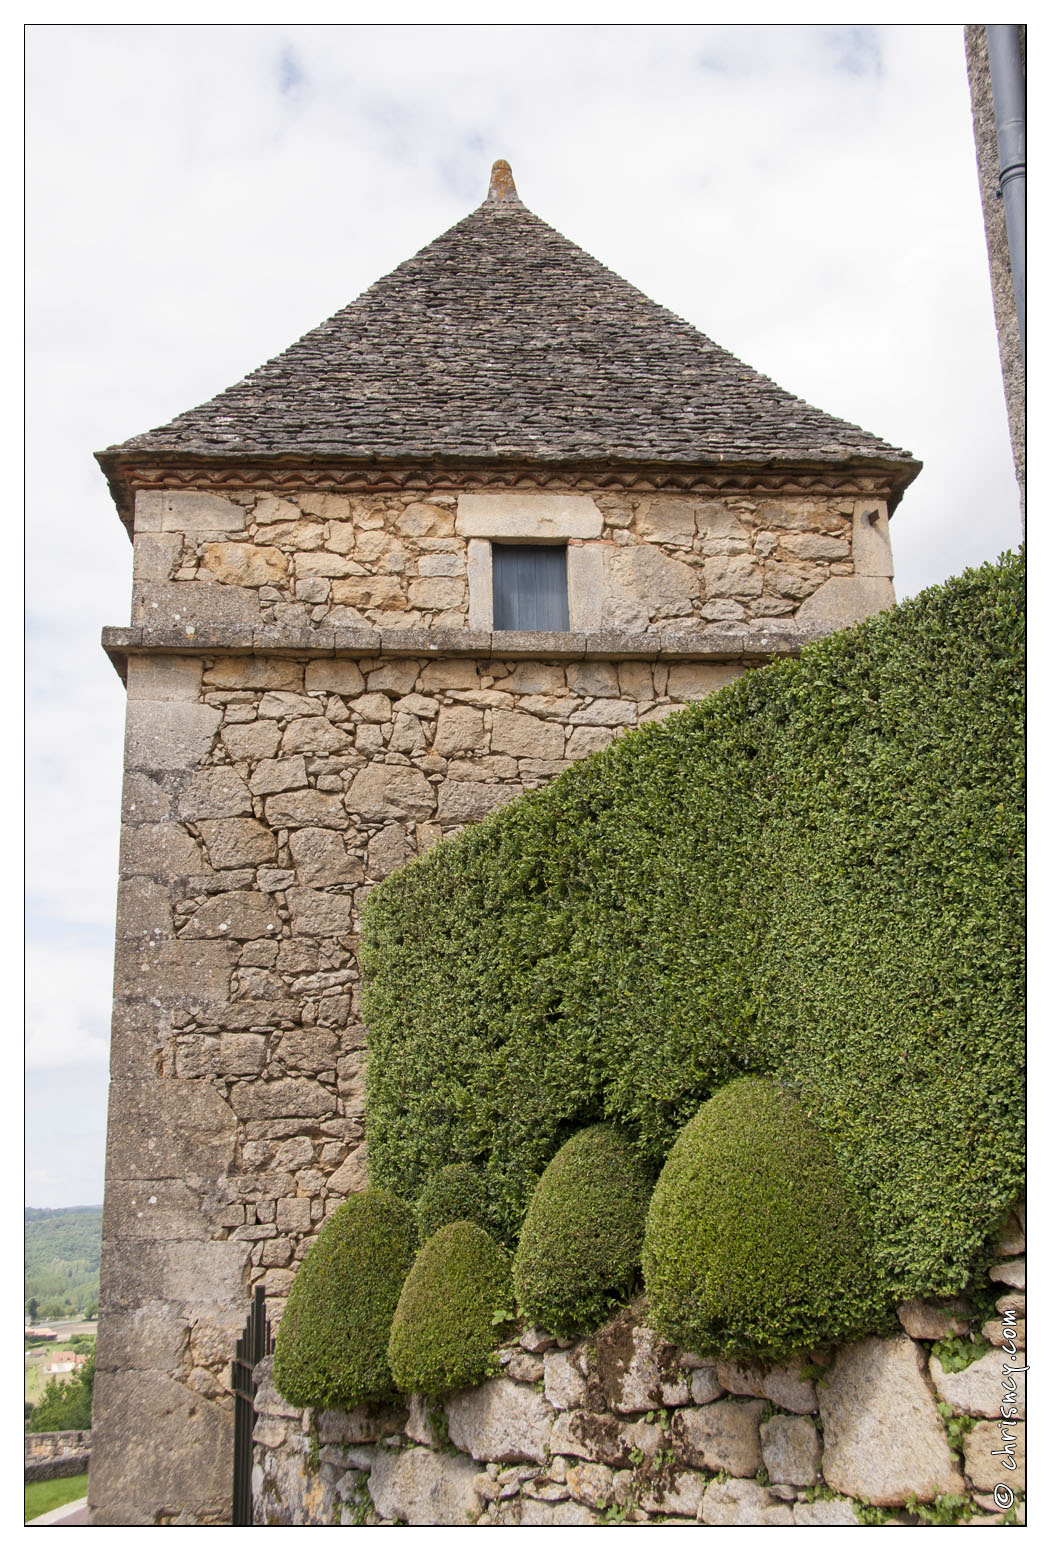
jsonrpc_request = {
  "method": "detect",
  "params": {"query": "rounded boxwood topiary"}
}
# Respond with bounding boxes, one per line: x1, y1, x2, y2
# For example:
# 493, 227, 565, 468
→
272, 1188, 416, 1409
642, 1077, 889, 1361
387, 1219, 513, 1396
416, 1163, 494, 1243
512, 1124, 652, 1337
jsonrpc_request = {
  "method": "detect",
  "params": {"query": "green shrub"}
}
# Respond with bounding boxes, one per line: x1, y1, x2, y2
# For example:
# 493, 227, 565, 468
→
272, 1189, 416, 1409
416, 1163, 495, 1243
362, 553, 1024, 1305
26, 1355, 94, 1433
643, 1078, 889, 1359
512, 1124, 652, 1336
387, 1220, 513, 1395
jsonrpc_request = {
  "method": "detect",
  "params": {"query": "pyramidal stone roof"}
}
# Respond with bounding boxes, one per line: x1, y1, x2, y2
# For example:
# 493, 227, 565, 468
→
99, 161, 918, 495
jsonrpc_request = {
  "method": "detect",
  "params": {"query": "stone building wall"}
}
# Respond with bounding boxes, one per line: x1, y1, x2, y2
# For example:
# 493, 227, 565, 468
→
130, 486, 894, 638
251, 1221, 1025, 1527
91, 474, 897, 1523
91, 636, 762, 1522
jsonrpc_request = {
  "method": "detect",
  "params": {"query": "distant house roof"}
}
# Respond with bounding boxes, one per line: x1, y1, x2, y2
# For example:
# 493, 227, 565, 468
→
98, 161, 919, 508
43, 1350, 87, 1370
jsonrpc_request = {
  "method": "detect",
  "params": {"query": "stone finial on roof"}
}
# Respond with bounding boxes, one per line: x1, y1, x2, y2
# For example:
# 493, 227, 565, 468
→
487, 159, 518, 202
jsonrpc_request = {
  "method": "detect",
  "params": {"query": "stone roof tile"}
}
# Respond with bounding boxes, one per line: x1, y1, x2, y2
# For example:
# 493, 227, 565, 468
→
100, 163, 917, 474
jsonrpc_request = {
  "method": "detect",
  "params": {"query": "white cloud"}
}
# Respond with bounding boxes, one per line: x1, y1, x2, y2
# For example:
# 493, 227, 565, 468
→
25, 1064, 109, 1210
25, 937, 113, 1075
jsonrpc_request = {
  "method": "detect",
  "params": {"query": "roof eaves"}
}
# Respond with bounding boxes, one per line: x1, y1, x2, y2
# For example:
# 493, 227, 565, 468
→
95, 447, 922, 538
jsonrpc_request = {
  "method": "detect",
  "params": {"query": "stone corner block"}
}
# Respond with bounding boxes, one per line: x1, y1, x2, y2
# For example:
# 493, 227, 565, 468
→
157, 490, 247, 533
124, 700, 221, 771
125, 655, 204, 703
852, 500, 894, 577
87, 1368, 233, 1525
105, 1078, 237, 1181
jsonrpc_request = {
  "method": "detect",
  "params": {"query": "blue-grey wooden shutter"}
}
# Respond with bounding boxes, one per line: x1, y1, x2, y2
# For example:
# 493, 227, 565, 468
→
492, 545, 570, 631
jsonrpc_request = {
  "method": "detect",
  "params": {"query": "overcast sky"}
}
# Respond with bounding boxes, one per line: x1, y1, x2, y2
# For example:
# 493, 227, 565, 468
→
25, 22, 1021, 1209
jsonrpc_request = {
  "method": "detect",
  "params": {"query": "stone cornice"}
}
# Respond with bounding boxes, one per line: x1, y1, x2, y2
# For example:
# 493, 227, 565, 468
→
101, 622, 810, 686
97, 452, 919, 536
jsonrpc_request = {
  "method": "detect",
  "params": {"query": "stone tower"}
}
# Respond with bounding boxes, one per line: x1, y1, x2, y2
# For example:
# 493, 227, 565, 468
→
90, 162, 919, 1523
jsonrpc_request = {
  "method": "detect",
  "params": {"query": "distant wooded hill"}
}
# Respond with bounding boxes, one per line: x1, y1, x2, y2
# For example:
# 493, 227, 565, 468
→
25, 1207, 102, 1320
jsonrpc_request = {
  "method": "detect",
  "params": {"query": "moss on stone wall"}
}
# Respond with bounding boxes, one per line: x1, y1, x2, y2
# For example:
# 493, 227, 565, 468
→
362, 552, 1025, 1309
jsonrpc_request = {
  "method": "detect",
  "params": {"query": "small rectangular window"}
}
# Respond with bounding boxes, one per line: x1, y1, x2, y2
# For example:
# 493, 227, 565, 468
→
492, 544, 570, 631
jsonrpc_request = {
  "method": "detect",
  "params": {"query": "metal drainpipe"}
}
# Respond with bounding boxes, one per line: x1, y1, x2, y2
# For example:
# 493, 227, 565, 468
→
986, 25, 1026, 360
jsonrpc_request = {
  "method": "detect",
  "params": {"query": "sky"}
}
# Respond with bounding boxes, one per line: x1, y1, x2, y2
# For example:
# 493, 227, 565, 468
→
24, 22, 1023, 1209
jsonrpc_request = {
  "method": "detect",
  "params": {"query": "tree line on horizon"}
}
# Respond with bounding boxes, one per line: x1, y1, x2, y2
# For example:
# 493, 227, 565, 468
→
25, 1207, 102, 1322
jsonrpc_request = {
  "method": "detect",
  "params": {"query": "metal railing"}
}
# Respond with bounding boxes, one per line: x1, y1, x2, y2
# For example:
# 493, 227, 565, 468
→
231, 1285, 274, 1527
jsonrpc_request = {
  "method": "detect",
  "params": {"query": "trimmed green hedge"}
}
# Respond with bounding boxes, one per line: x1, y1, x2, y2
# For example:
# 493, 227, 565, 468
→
388, 1221, 513, 1395
362, 553, 1024, 1305
416, 1164, 496, 1243
643, 1078, 889, 1359
272, 1189, 416, 1409
513, 1125, 653, 1336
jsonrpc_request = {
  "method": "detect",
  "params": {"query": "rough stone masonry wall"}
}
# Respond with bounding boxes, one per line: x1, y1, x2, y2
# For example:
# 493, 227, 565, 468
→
965, 24, 1026, 509
91, 477, 895, 1523
93, 640, 755, 1523
252, 1215, 1025, 1527
130, 486, 894, 637
25, 1430, 92, 1484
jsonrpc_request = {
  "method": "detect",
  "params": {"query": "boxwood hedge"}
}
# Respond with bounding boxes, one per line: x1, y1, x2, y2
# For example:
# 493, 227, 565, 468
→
388, 1220, 513, 1395
512, 1124, 652, 1336
416, 1163, 498, 1244
361, 553, 1024, 1305
643, 1078, 889, 1358
272, 1189, 416, 1409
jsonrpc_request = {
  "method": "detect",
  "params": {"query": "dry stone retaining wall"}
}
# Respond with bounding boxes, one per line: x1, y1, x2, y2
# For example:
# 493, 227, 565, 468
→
24, 1430, 92, 1484
252, 1223, 1025, 1527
